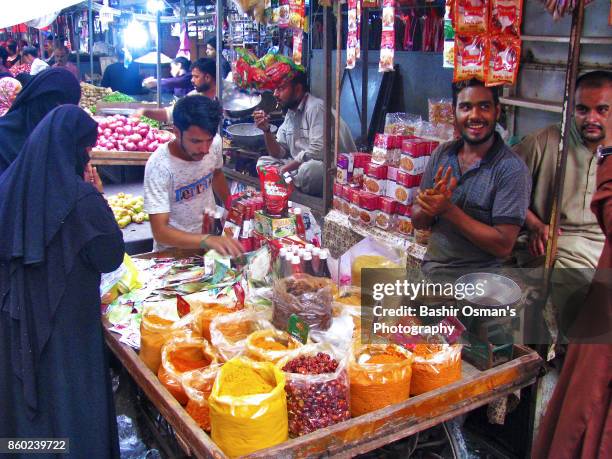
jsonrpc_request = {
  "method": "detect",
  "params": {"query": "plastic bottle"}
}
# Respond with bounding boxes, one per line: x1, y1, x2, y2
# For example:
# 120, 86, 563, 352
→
294, 207, 306, 240
311, 247, 321, 275
213, 210, 224, 236
291, 255, 302, 275
279, 247, 288, 276
303, 251, 316, 276
318, 249, 331, 278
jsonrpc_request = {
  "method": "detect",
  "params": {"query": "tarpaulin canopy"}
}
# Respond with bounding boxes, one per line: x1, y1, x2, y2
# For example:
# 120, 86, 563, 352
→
0, 0, 84, 29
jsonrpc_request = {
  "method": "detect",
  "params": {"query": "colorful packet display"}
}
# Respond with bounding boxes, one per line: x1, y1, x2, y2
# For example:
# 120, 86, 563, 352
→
279, 0, 290, 28
257, 166, 293, 217
490, 0, 523, 37
293, 30, 304, 65
347, 0, 359, 69
454, 0, 489, 34
453, 34, 485, 81
486, 36, 521, 86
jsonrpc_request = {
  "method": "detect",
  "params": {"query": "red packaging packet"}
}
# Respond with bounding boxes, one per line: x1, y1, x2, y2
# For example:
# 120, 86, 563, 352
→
486, 36, 521, 86
293, 30, 303, 65
490, 0, 523, 37
257, 165, 294, 217
454, 34, 486, 82
455, 0, 489, 34
379, 0, 395, 72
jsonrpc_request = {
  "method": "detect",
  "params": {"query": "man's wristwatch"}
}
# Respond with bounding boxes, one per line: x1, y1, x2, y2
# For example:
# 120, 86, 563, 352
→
597, 145, 612, 165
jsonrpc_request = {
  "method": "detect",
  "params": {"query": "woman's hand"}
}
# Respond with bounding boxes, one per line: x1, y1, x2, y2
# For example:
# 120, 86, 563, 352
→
84, 163, 104, 194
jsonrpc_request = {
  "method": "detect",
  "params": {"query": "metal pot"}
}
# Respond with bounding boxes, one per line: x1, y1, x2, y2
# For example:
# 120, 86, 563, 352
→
226, 123, 277, 150
223, 90, 262, 119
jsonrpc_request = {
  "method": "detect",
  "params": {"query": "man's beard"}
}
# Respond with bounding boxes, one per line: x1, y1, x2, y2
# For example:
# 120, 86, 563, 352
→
460, 124, 496, 146
196, 82, 211, 94
580, 123, 605, 143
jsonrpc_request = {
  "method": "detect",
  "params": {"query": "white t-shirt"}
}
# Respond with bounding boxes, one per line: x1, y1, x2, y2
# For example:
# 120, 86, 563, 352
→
144, 136, 223, 251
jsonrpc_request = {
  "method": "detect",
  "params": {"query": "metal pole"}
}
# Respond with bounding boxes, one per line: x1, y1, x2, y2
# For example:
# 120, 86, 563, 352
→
216, 0, 224, 103
89, 0, 94, 83
334, 2, 342, 164
322, 6, 333, 212
545, 0, 585, 270
156, 10, 162, 108
75, 13, 80, 72
360, 8, 368, 142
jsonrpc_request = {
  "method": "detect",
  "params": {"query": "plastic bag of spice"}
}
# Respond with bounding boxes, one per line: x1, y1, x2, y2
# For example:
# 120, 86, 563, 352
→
210, 310, 273, 361
181, 364, 222, 431
157, 336, 219, 405
349, 344, 414, 417
410, 344, 462, 395
191, 299, 243, 342
209, 357, 288, 457
245, 328, 303, 363
272, 274, 334, 332
277, 344, 351, 437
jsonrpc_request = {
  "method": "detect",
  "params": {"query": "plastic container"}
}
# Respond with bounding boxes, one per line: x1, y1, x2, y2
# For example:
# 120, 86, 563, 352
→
358, 191, 379, 226
397, 204, 414, 236
363, 163, 388, 196
410, 344, 462, 395
375, 197, 397, 231
348, 186, 362, 223
394, 171, 420, 205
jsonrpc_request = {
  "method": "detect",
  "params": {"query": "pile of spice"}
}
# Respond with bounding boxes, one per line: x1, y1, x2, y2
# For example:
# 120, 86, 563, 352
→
410, 344, 462, 395
246, 329, 302, 363
281, 352, 350, 436
219, 361, 275, 397
349, 344, 413, 417
182, 365, 221, 431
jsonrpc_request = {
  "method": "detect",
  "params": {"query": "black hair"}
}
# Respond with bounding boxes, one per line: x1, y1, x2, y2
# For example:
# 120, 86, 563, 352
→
576, 71, 612, 91
452, 78, 499, 107
14, 72, 32, 86
53, 43, 68, 51
0, 47, 8, 66
6, 40, 17, 54
173, 95, 221, 136
22, 46, 39, 58
172, 56, 191, 72
289, 70, 309, 93
191, 57, 216, 79
206, 37, 217, 49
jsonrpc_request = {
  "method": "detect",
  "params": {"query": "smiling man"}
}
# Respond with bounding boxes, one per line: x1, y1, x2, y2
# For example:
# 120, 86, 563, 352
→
513, 71, 612, 271
412, 79, 531, 275
144, 96, 241, 256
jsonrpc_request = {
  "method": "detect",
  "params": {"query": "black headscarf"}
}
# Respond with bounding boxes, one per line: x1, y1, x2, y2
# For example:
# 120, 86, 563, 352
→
0, 68, 81, 175
0, 105, 105, 417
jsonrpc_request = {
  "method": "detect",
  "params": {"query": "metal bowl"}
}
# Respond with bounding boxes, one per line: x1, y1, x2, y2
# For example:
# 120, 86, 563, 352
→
455, 272, 522, 308
226, 122, 277, 150
223, 90, 262, 119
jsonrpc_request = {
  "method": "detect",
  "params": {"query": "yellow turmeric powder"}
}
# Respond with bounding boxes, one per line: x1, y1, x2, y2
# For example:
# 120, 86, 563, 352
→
251, 336, 289, 351
218, 359, 274, 397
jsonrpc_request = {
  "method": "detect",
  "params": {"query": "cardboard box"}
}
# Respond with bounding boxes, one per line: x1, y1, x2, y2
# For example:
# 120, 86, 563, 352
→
254, 211, 297, 239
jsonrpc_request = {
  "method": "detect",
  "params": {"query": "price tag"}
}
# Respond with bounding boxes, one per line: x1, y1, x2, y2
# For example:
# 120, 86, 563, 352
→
287, 314, 309, 344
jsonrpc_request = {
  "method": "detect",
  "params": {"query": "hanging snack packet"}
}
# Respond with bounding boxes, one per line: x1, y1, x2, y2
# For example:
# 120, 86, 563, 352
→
289, 0, 305, 29
453, 34, 486, 82
356, 0, 362, 59
279, 0, 290, 28
257, 165, 294, 217
490, 0, 523, 37
486, 36, 521, 86
379, 31, 395, 72
347, 0, 359, 69
455, 0, 489, 34
293, 30, 304, 65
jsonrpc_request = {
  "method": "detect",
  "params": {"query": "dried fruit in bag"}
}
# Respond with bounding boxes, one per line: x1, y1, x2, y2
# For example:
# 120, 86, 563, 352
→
486, 36, 521, 86
455, 0, 489, 34
490, 0, 523, 36
454, 34, 486, 82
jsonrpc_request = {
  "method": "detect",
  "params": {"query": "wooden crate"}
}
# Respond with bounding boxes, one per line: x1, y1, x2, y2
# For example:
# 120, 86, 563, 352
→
103, 318, 542, 459
90, 150, 152, 166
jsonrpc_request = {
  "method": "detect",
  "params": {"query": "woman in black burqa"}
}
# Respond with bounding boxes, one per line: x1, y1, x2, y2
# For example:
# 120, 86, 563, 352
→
0, 67, 81, 175
0, 105, 125, 458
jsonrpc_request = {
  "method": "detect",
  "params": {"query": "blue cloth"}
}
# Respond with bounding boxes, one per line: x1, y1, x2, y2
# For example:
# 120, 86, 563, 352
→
420, 133, 532, 274
100, 61, 145, 95
0, 105, 124, 421
0, 68, 81, 175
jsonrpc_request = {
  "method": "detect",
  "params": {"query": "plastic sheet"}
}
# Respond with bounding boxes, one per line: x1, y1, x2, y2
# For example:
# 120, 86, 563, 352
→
116, 414, 161, 459
209, 358, 288, 457
181, 364, 222, 431
410, 344, 462, 395
384, 113, 422, 136
277, 344, 351, 437
245, 329, 303, 363
158, 337, 218, 405
349, 344, 414, 417
272, 274, 334, 332
210, 310, 273, 361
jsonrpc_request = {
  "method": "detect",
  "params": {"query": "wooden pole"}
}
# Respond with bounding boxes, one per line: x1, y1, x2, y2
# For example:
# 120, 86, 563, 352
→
322, 6, 333, 212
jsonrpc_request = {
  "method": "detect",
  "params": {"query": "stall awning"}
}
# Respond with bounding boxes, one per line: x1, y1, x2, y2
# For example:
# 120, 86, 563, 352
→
0, 0, 84, 29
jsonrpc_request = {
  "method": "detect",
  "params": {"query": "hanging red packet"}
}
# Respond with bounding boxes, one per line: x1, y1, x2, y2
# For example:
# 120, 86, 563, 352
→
454, 34, 486, 81
177, 294, 191, 318
293, 30, 304, 65
347, 0, 358, 69
455, 0, 489, 34
289, 0, 305, 29
486, 36, 521, 86
257, 165, 294, 217
490, 0, 523, 36
356, 0, 362, 59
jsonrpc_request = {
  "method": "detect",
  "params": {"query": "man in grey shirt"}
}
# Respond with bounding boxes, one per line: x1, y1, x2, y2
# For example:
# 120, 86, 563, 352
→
413, 79, 531, 275
254, 71, 356, 196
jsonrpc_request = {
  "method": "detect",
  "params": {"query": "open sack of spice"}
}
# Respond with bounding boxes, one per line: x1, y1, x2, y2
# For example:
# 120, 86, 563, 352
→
208, 357, 288, 457
277, 343, 351, 437
181, 364, 222, 431
349, 344, 414, 417
272, 274, 334, 332
410, 343, 462, 396
245, 328, 304, 363
210, 309, 274, 361
341, 237, 405, 287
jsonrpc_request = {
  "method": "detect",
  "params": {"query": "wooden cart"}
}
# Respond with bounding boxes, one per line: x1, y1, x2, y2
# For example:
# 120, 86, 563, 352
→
103, 319, 542, 459
90, 150, 152, 166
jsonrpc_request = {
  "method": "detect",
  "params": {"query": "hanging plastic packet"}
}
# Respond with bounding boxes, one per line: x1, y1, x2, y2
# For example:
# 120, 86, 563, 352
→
490, 0, 523, 37
257, 165, 294, 217
347, 0, 359, 69
453, 34, 486, 82
486, 36, 521, 86
279, 0, 290, 28
356, 0, 362, 59
293, 30, 304, 65
289, 0, 305, 29
379, 0, 395, 72
454, 0, 489, 34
